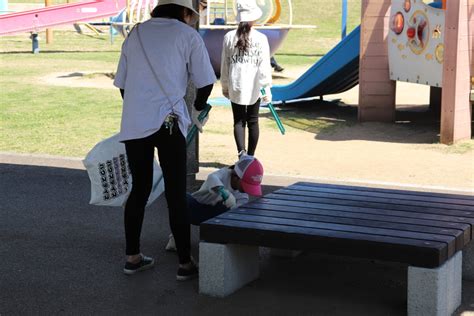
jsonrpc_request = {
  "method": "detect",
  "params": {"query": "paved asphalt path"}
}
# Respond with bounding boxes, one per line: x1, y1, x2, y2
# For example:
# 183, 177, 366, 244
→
1, 156, 473, 315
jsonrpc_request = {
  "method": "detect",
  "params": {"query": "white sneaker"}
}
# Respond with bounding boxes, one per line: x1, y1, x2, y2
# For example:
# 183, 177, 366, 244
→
165, 233, 177, 252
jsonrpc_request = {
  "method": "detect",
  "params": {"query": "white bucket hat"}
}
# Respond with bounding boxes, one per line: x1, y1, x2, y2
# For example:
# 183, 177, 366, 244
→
157, 0, 200, 23
236, 0, 262, 23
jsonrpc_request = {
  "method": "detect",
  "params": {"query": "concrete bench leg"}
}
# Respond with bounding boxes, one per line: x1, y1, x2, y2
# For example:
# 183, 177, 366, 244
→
462, 242, 474, 280
199, 242, 259, 297
407, 251, 462, 316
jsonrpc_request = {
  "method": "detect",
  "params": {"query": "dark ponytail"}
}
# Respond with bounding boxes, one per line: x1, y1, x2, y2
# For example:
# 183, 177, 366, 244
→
235, 22, 251, 52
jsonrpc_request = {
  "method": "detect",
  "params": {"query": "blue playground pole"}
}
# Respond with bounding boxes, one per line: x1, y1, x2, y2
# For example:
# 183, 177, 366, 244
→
341, 0, 348, 39
31, 33, 40, 54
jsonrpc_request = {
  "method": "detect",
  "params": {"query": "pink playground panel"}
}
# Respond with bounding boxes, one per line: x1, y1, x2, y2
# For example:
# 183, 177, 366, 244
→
359, 1, 395, 122
470, 1, 473, 76
441, 0, 471, 143
0, 0, 126, 35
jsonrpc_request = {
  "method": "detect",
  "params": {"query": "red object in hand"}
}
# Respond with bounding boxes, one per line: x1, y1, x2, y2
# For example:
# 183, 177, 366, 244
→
407, 27, 416, 39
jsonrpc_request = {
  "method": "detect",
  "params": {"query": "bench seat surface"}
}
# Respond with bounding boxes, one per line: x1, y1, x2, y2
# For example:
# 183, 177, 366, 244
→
200, 182, 474, 268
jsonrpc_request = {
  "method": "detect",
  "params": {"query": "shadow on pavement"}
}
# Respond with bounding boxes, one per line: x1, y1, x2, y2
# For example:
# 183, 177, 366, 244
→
1, 163, 472, 315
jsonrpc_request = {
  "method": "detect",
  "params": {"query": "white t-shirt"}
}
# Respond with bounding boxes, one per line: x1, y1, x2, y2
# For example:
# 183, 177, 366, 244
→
191, 167, 249, 208
220, 29, 272, 105
114, 18, 216, 142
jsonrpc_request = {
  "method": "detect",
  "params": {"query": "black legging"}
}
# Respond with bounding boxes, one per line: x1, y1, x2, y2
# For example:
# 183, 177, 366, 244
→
124, 122, 190, 264
231, 99, 260, 156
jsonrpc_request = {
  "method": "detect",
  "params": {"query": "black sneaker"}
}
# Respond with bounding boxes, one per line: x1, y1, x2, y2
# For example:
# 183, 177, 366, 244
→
274, 65, 284, 72
123, 254, 154, 275
176, 260, 198, 281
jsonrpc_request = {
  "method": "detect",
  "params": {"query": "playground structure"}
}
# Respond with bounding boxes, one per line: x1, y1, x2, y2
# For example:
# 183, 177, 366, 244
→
270, 0, 446, 101
271, 0, 472, 145
0, 0, 127, 35
0, 0, 169, 42
271, 25, 360, 102
200, 0, 315, 73
0, 0, 306, 64
359, 0, 472, 144
0, 0, 159, 43
388, 0, 445, 87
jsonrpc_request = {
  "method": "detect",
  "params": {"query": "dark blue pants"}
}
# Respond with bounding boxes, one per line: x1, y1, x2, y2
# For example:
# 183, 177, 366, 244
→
186, 193, 228, 225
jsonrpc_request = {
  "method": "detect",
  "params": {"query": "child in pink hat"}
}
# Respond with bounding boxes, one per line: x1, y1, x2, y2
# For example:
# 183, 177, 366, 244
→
165, 155, 264, 251
233, 154, 264, 196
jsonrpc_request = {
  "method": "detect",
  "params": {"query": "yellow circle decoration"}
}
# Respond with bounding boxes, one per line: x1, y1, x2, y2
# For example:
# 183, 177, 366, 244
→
435, 44, 444, 64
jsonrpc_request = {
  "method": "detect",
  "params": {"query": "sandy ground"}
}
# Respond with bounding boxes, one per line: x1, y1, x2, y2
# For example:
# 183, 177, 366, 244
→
42, 67, 474, 192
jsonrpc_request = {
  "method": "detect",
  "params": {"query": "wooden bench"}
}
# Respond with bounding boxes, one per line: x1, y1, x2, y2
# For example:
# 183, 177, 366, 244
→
199, 182, 474, 315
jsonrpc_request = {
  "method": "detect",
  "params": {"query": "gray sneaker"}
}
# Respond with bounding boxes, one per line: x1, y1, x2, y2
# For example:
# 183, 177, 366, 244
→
123, 254, 154, 275
176, 259, 198, 281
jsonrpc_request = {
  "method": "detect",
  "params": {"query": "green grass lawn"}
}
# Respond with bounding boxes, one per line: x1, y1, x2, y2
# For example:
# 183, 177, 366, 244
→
0, 32, 124, 156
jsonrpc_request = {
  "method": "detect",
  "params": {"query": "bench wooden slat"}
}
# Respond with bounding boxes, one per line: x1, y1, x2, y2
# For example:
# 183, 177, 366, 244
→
245, 201, 472, 242
257, 197, 474, 239
231, 208, 467, 250
254, 198, 474, 225
275, 188, 474, 212
215, 213, 456, 257
297, 181, 474, 201
265, 193, 474, 218
288, 184, 474, 206
201, 218, 448, 268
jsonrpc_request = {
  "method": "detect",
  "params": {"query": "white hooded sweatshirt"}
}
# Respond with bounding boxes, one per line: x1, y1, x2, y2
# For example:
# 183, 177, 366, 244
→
220, 28, 272, 105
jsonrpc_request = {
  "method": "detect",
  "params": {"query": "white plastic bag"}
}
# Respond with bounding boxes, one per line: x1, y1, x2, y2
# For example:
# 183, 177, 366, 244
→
83, 133, 165, 207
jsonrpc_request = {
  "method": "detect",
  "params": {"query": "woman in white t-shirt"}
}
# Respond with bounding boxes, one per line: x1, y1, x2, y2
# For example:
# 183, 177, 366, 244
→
220, 0, 272, 158
113, 0, 216, 280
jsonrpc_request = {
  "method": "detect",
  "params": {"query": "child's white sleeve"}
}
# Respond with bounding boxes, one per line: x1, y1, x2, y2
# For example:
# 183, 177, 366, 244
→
204, 168, 228, 193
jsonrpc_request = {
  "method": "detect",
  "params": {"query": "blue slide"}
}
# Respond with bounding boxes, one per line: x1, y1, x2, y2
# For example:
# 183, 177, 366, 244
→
272, 25, 360, 102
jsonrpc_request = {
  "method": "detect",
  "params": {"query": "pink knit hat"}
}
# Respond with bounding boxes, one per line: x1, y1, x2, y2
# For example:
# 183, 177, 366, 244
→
235, 156, 264, 196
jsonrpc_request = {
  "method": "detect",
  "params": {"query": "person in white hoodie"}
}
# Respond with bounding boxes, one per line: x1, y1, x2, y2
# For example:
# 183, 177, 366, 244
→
220, 0, 272, 158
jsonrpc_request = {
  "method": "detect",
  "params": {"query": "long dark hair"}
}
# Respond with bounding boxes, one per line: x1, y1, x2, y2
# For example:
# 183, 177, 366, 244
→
150, 4, 193, 23
235, 22, 252, 52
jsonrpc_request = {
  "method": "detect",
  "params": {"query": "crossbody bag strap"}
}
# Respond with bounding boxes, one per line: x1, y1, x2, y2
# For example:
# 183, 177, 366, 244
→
135, 24, 177, 113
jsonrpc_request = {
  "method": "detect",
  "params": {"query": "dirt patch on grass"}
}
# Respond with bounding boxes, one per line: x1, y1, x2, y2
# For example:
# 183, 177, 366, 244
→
42, 71, 116, 90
